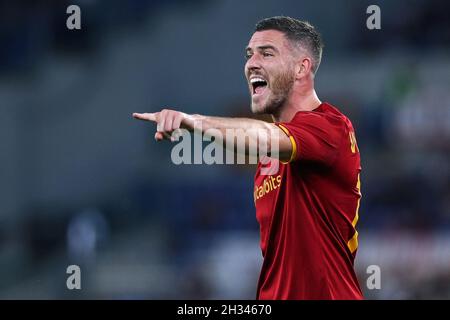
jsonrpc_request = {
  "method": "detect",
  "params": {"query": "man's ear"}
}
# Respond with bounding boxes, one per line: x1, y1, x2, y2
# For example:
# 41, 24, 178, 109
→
296, 57, 312, 79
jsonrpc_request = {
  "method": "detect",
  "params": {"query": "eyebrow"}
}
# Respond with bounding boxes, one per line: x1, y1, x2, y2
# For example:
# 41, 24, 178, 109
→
245, 45, 279, 53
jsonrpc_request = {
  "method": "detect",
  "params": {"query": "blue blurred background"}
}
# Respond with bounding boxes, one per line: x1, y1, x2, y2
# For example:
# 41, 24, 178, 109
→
1, 0, 449, 299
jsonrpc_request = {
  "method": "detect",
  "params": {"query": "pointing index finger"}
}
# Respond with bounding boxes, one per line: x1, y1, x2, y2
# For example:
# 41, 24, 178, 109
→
132, 112, 158, 122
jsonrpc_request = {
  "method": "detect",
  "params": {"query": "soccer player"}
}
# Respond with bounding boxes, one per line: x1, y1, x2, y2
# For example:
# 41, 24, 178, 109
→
133, 16, 363, 300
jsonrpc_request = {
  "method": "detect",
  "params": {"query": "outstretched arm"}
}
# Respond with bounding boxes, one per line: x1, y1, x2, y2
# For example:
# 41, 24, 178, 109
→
132, 109, 293, 162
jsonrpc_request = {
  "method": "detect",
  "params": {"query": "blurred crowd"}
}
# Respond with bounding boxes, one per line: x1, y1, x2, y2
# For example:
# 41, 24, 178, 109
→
0, 0, 449, 299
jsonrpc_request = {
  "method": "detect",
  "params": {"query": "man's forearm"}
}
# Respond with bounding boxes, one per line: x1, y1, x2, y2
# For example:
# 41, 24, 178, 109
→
185, 114, 281, 156
186, 114, 274, 134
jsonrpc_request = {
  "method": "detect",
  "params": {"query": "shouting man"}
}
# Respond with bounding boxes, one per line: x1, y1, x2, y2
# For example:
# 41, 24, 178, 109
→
133, 16, 363, 300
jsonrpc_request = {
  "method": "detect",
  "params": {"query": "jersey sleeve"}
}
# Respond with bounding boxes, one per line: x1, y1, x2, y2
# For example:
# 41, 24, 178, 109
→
276, 112, 344, 166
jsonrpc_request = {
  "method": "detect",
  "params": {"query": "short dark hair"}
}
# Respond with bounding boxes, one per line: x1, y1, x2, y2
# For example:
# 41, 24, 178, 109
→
255, 16, 324, 74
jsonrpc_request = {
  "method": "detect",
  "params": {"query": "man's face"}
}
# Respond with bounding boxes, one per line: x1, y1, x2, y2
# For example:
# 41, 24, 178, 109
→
245, 30, 296, 115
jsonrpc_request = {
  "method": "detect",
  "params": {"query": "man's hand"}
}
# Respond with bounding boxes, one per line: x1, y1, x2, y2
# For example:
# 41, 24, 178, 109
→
133, 109, 194, 141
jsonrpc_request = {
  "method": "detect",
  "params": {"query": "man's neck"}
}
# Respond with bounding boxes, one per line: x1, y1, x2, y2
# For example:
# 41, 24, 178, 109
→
272, 89, 322, 123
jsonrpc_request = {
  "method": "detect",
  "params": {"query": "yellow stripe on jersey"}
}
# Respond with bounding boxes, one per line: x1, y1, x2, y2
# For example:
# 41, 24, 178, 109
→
277, 124, 298, 164
349, 131, 358, 153
347, 173, 361, 253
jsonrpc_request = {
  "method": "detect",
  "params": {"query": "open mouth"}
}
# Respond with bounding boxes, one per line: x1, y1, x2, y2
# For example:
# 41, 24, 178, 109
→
250, 77, 268, 95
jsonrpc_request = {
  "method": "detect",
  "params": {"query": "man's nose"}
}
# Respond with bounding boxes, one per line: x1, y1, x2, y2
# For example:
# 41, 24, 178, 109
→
246, 54, 262, 72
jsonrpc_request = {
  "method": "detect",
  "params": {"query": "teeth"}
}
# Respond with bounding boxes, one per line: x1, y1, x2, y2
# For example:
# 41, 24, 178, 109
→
250, 78, 266, 83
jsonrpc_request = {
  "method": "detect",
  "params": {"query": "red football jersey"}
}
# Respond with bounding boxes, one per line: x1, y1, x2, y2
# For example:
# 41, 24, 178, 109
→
254, 102, 363, 300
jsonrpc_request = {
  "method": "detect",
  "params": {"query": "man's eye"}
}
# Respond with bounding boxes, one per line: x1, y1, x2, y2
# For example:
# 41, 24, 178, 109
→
263, 52, 273, 57
245, 53, 252, 60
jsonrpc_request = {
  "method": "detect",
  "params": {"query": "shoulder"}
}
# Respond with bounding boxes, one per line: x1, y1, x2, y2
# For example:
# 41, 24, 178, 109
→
290, 102, 351, 131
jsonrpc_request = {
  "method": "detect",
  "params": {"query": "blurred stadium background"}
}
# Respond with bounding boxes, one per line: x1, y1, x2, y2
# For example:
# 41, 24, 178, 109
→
0, 0, 449, 299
